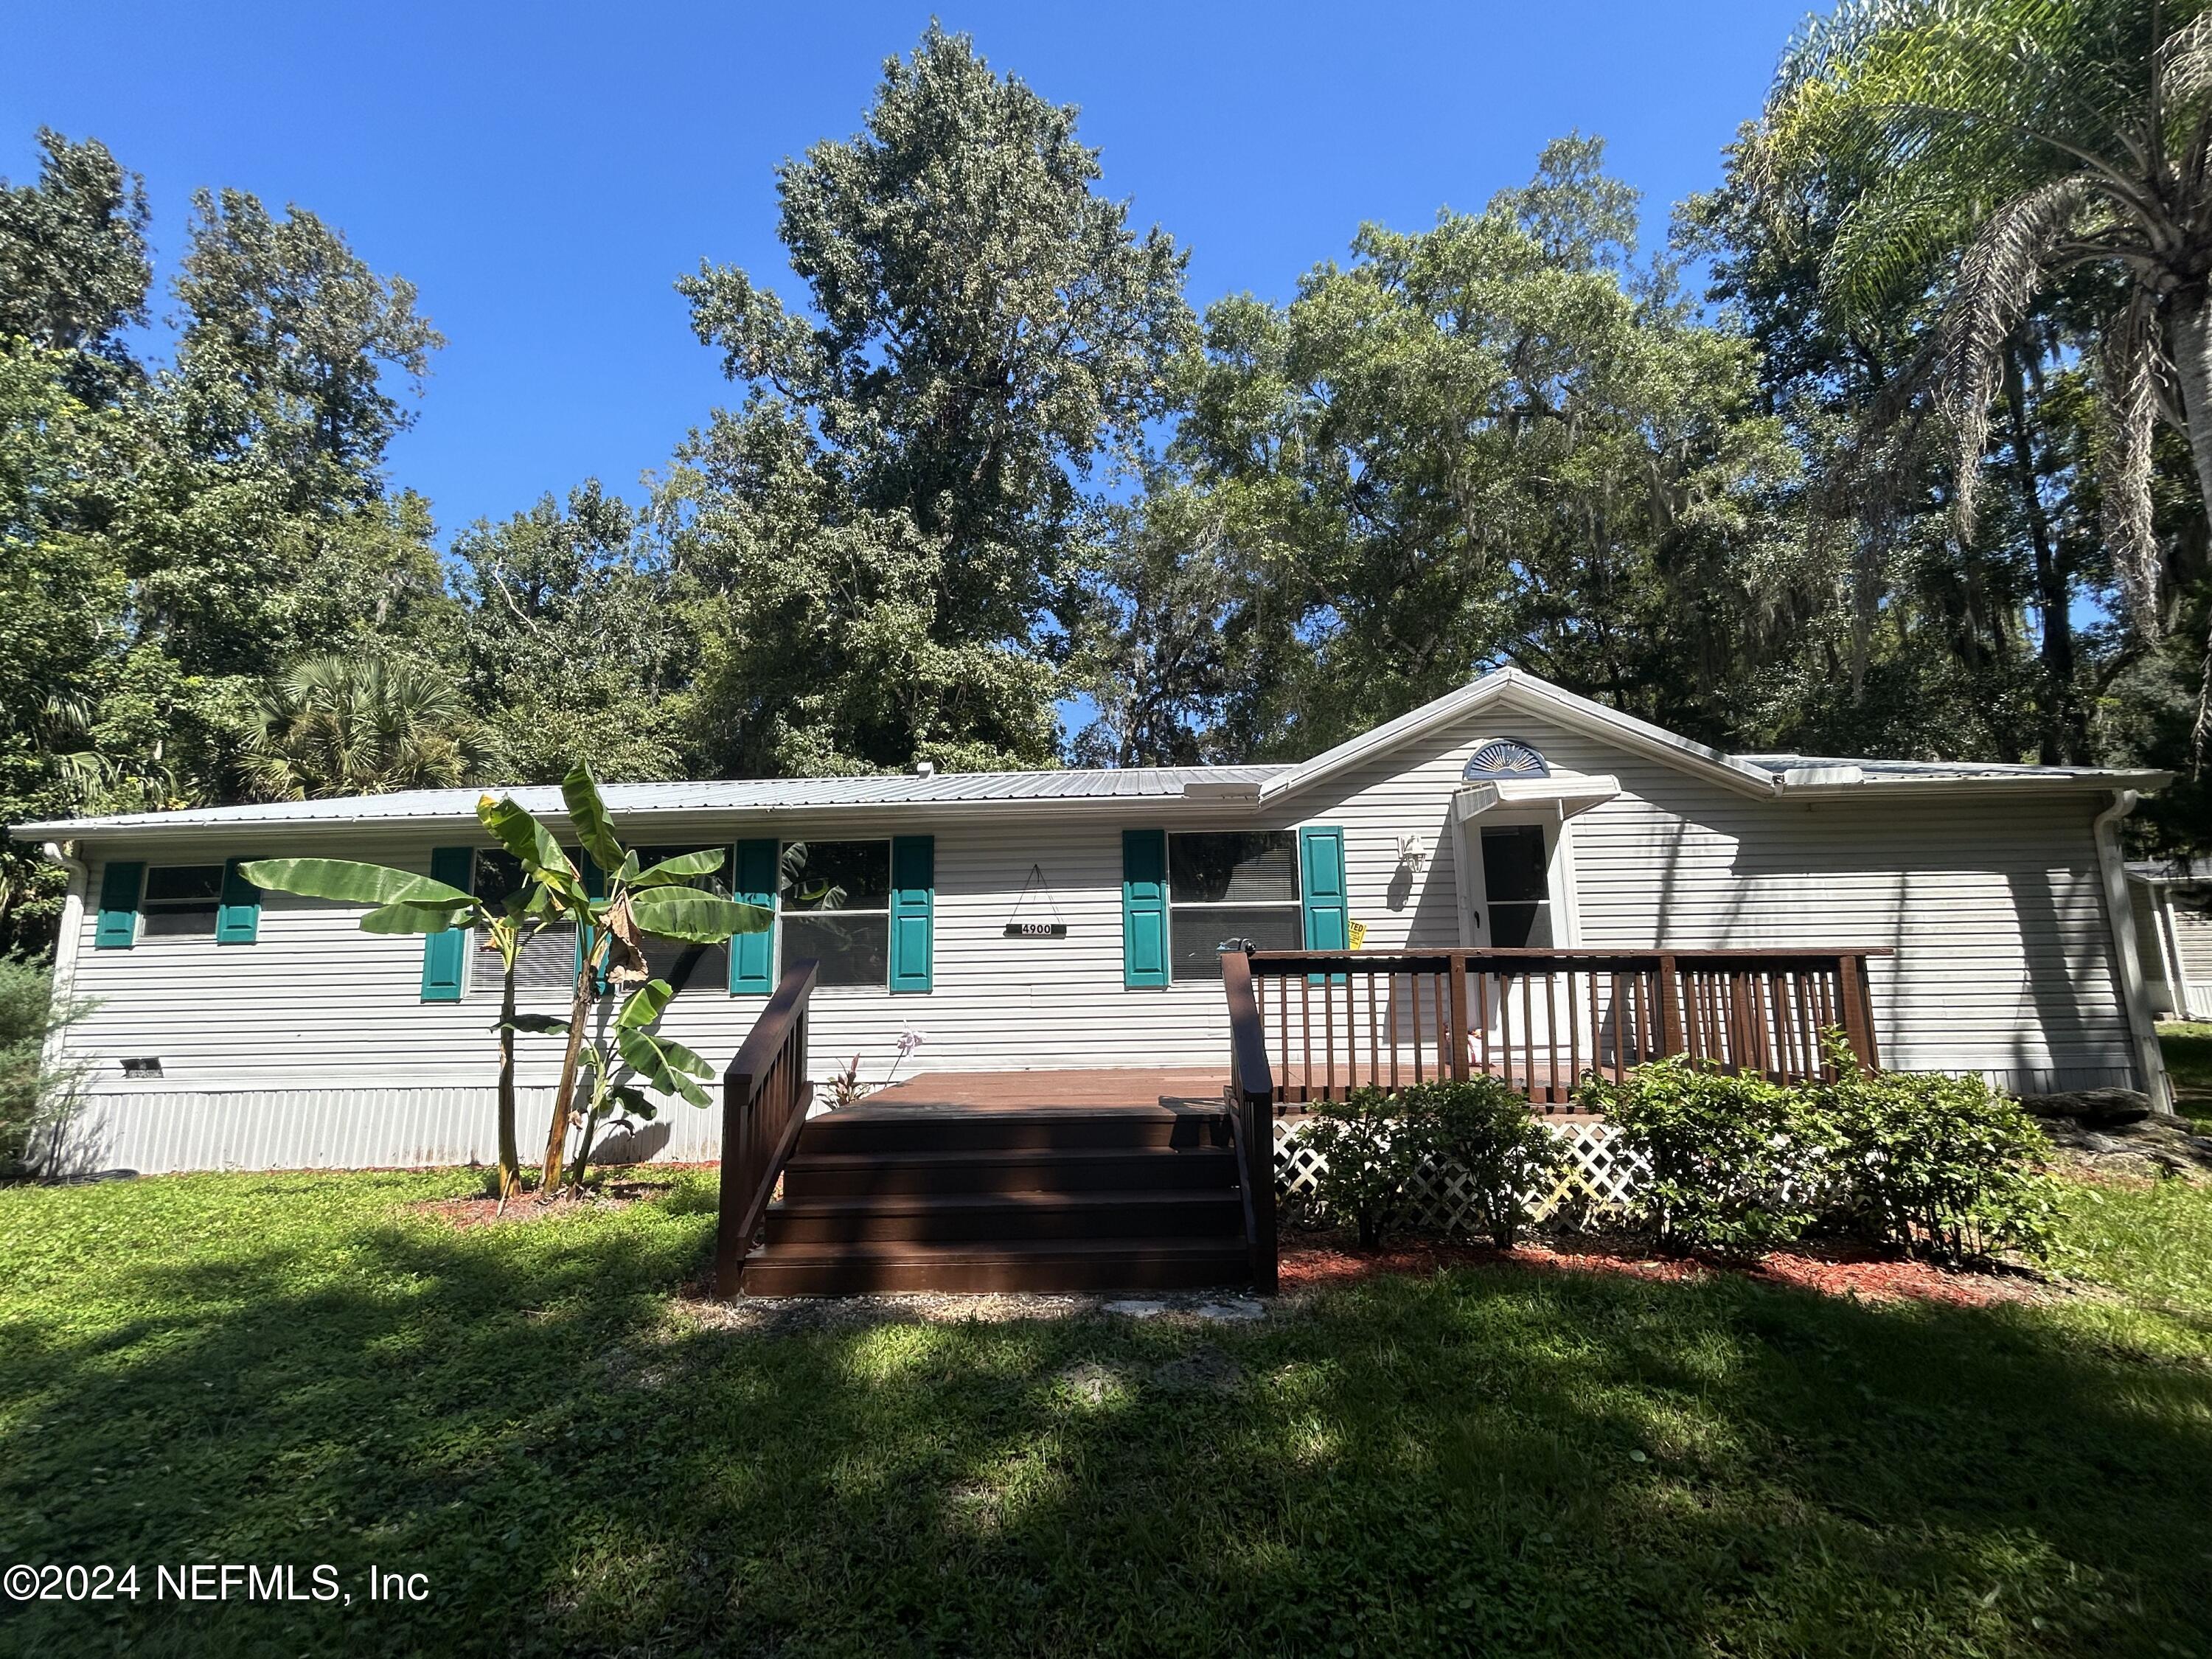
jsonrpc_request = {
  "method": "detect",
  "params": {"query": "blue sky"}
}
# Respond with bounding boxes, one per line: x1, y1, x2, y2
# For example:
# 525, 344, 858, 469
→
4, 1, 1816, 546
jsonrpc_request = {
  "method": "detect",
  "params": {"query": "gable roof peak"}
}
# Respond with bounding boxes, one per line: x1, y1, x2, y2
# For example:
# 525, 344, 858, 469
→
1256, 667, 1782, 804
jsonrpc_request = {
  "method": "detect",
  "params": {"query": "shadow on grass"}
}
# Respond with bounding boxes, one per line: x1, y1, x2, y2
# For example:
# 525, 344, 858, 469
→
0, 1177, 2208, 1658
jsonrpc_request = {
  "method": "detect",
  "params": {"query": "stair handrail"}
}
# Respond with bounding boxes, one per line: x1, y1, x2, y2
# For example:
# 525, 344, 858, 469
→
715, 959, 820, 1296
1222, 950, 1279, 1294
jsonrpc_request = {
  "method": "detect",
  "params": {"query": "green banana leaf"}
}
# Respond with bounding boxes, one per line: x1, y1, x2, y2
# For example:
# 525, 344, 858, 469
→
476, 793, 575, 882
633, 847, 726, 888
605, 1084, 657, 1121
616, 1027, 713, 1106
629, 887, 768, 945
617, 979, 675, 1029
359, 900, 476, 935
493, 1014, 571, 1035
238, 858, 470, 908
561, 762, 625, 876
656, 1034, 712, 1077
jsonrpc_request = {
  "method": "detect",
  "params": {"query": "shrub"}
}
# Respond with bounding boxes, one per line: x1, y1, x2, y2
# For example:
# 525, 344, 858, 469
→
0, 954, 86, 1178
1399, 1078, 1563, 1248
1818, 1058, 2060, 1263
1580, 1054, 1826, 1256
1298, 1087, 1422, 1248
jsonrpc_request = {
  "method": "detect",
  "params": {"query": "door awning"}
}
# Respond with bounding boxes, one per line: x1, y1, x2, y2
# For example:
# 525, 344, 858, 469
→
1451, 772, 1620, 824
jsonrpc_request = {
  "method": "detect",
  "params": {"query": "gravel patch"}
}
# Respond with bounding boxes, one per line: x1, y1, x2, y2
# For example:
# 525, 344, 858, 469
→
678, 1285, 1272, 1336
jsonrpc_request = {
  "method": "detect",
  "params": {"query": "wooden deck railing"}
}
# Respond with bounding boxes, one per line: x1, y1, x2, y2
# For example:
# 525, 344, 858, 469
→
714, 959, 818, 1295
1222, 952, 1279, 1294
1241, 947, 1888, 1109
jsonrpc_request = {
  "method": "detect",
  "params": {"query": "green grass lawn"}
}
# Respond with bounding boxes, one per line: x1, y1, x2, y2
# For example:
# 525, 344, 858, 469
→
2163, 1021, 2212, 1130
1, 1167, 2208, 1658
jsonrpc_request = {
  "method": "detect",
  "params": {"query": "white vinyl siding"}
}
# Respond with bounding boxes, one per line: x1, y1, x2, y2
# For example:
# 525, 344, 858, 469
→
2176, 901, 2212, 984
2167, 892, 2212, 1019
48, 691, 2147, 1172
1301, 706, 2136, 1094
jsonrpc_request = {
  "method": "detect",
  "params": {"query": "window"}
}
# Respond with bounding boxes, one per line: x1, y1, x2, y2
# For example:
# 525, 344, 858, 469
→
1167, 832, 1302, 981
470, 851, 576, 995
634, 844, 729, 994
1479, 823, 1553, 947
141, 864, 223, 938
781, 840, 889, 988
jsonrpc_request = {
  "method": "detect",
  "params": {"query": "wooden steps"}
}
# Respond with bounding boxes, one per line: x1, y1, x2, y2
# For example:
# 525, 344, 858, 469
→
742, 1105, 1256, 1295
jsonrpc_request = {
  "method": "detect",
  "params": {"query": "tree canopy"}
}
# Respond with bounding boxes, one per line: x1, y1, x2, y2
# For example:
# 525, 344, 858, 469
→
4, 11, 2211, 951
670, 24, 1194, 773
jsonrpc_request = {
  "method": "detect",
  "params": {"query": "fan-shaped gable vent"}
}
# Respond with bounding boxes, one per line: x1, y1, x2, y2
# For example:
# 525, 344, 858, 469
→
1463, 738, 1549, 781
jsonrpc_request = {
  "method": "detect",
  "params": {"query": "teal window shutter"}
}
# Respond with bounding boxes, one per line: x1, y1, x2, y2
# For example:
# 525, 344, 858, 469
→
1299, 827, 1349, 981
94, 859, 145, 950
1121, 829, 1168, 989
215, 858, 262, 945
419, 846, 474, 1002
728, 838, 777, 995
888, 835, 935, 993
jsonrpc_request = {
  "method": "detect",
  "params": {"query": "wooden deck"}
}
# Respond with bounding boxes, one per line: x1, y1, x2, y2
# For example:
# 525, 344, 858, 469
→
857, 1065, 1601, 1116
740, 1082, 1253, 1295
717, 948, 1891, 1297
860, 1068, 1228, 1109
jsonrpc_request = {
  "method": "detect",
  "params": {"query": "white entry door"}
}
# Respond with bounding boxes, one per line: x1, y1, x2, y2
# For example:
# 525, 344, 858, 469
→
1457, 815, 1589, 1089
1460, 819, 1561, 949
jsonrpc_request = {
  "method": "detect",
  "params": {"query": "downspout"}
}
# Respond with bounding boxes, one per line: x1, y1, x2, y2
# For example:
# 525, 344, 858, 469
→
34, 841, 91, 1172
38, 841, 87, 1075
2092, 793, 2175, 1112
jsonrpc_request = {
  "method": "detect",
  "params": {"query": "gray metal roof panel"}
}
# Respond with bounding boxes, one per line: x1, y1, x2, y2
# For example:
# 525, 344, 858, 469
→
1736, 752, 2149, 783
12, 765, 1296, 835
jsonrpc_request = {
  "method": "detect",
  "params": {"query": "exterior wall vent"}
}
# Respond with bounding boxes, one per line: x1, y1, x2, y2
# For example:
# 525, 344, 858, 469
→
1462, 738, 1549, 781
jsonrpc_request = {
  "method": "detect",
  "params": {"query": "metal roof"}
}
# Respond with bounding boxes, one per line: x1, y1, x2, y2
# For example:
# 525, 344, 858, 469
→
10, 664, 2171, 842
1735, 753, 2149, 784
11, 765, 1295, 836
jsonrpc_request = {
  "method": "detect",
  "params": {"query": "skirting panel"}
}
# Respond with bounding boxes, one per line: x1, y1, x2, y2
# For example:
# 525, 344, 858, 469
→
41, 1086, 724, 1177
1273, 1115, 1645, 1228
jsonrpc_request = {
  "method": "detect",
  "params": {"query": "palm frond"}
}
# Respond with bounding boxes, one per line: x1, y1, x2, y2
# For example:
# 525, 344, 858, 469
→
241, 652, 481, 799
1824, 175, 1973, 313
1939, 173, 2093, 535
2157, 8, 2212, 114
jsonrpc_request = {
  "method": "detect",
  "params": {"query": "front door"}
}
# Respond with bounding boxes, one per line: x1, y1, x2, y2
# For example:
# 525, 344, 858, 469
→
1463, 821, 1555, 949
1458, 818, 1569, 1088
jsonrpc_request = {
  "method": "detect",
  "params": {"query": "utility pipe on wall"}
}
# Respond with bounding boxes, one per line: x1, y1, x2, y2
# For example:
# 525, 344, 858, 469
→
2092, 792, 2176, 1112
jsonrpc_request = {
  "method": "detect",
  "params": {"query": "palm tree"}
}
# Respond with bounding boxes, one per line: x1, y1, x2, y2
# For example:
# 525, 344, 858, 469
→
243, 653, 485, 799
1760, 0, 2212, 720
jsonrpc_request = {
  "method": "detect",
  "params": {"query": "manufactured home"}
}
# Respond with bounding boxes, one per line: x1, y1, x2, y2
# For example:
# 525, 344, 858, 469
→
2130, 859, 2212, 1022
20, 667, 2177, 1186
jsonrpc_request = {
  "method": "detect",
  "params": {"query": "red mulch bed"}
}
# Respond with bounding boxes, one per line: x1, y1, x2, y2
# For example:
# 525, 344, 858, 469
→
1278, 1231, 2048, 1307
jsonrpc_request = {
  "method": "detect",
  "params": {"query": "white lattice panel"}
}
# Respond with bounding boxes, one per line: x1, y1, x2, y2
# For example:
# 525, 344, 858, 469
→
1273, 1116, 1645, 1231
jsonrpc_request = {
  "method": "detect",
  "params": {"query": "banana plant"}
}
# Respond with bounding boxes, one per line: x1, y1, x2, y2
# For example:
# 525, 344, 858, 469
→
547, 978, 720, 1192
243, 762, 766, 1198
481, 761, 768, 1190
242, 805, 558, 1203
